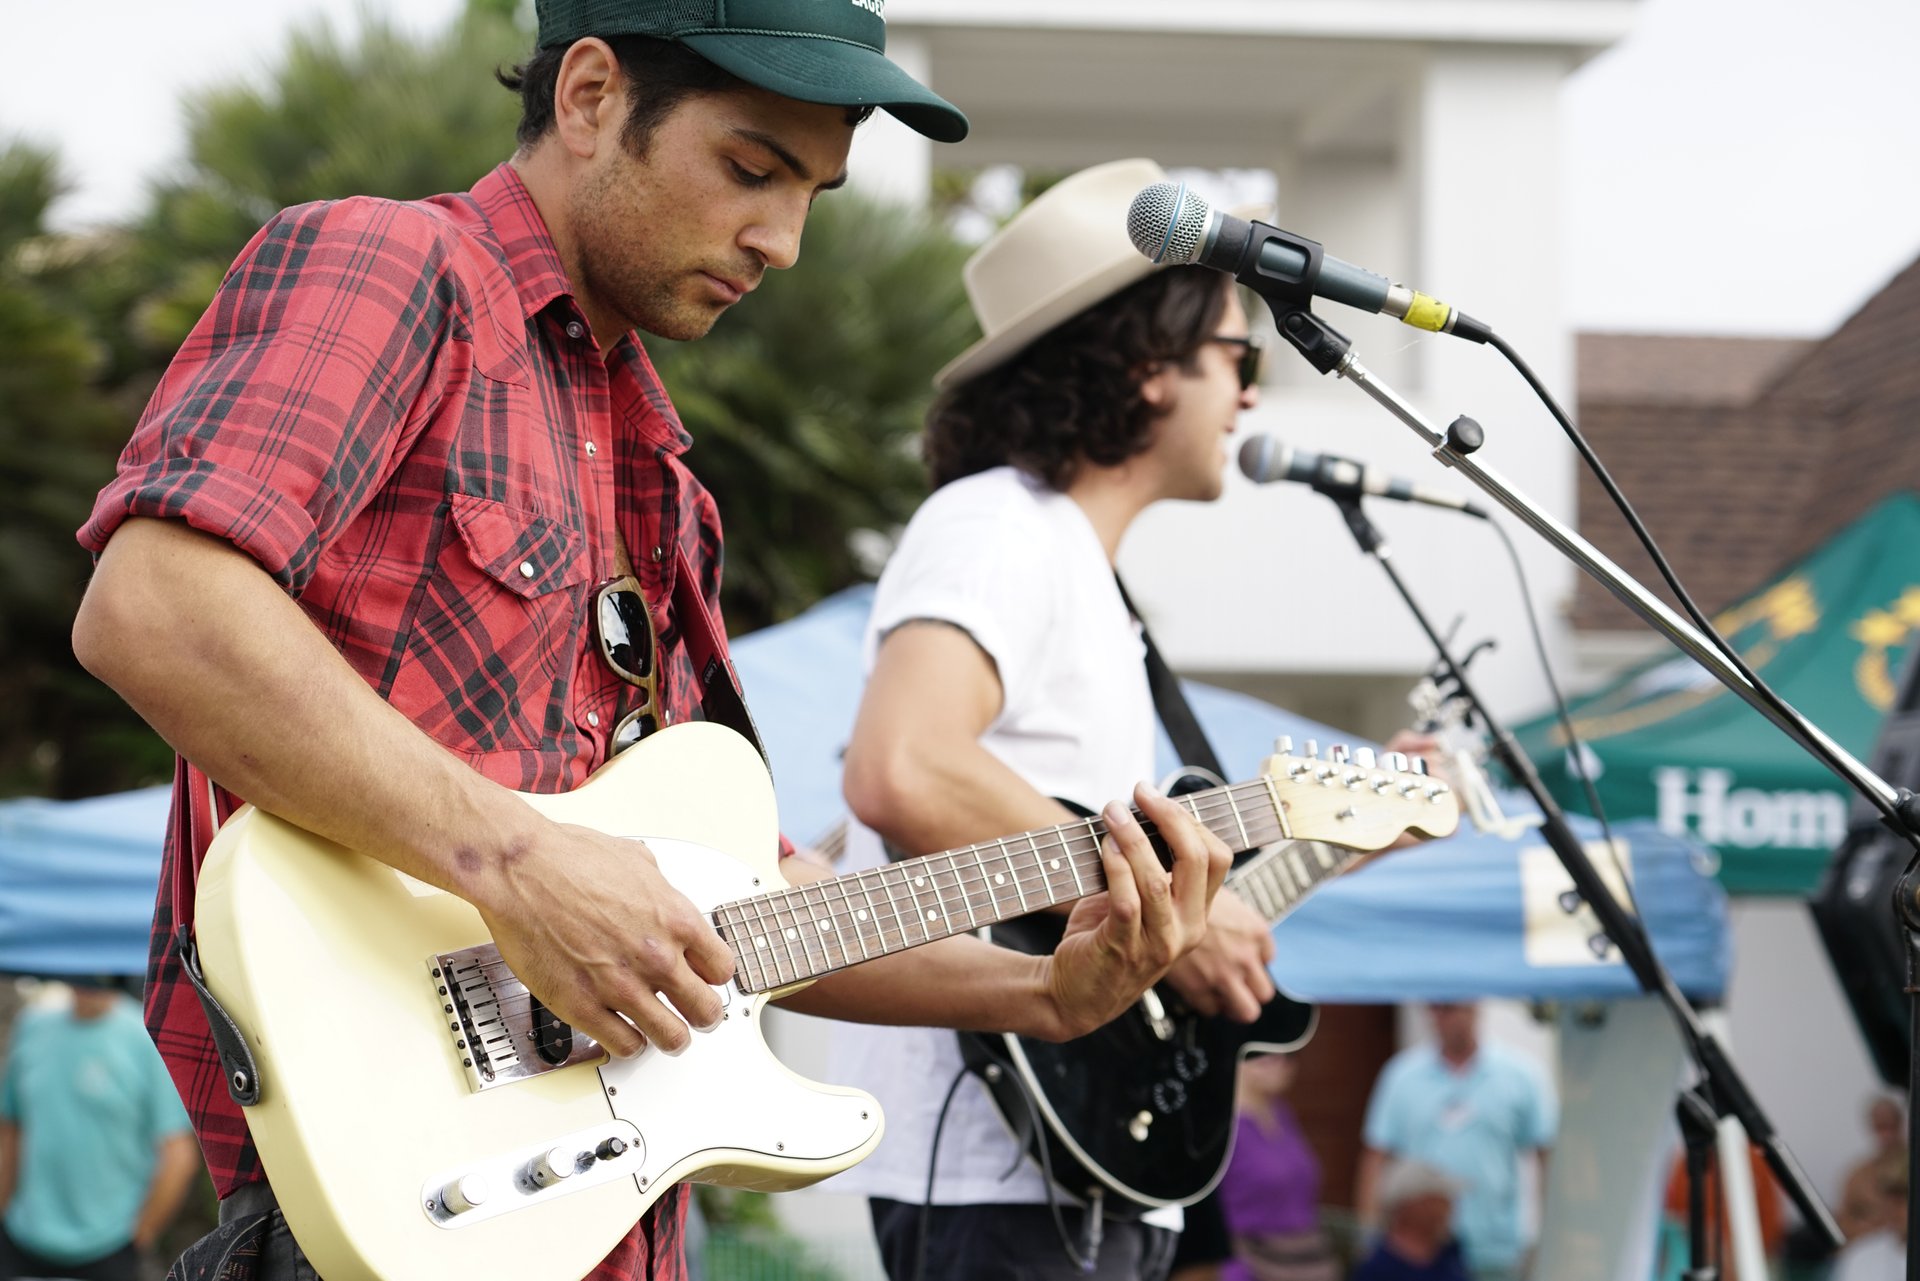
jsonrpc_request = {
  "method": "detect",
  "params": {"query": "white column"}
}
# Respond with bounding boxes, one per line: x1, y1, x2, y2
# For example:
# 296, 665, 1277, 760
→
846, 33, 935, 206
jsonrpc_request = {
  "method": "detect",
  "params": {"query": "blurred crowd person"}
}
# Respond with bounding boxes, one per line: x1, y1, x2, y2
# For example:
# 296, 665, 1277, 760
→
1837, 1094, 1907, 1241
1356, 1002, 1554, 1281
0, 980, 198, 1281
1828, 1151, 1906, 1281
1349, 1160, 1470, 1281
1210, 1052, 1337, 1281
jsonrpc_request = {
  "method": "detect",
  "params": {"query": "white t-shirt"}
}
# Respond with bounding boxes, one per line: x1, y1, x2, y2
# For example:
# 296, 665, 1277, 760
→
824, 466, 1169, 1217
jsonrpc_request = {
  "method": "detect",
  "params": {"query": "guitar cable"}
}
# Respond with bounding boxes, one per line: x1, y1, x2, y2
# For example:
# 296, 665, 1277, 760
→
913, 1058, 1106, 1278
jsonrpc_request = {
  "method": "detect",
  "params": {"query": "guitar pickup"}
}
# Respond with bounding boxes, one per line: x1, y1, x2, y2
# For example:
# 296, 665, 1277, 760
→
429, 947, 602, 1093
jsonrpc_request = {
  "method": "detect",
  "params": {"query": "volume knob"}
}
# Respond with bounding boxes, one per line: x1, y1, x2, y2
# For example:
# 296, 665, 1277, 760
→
438, 1173, 489, 1215
528, 1146, 582, 1187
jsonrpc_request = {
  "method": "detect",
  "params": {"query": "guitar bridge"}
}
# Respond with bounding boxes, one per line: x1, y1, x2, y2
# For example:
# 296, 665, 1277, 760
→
429, 946, 603, 1093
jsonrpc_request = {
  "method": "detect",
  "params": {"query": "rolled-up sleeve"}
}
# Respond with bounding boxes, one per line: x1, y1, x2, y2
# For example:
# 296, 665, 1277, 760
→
79, 195, 465, 592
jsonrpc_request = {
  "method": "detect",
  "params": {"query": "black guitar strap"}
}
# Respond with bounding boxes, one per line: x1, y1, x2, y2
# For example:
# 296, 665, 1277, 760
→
1113, 575, 1225, 781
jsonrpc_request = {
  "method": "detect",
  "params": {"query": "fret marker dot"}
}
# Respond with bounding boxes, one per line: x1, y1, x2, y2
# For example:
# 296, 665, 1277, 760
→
785, 928, 797, 940
913, 876, 925, 887
994, 873, 1006, 884
755, 937, 767, 948
1050, 859, 1062, 870
926, 910, 939, 921
856, 910, 869, 921
819, 921, 833, 932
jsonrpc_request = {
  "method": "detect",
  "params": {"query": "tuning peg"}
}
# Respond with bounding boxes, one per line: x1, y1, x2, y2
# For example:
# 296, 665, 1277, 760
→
1275, 735, 1294, 755
1354, 747, 1376, 769
1330, 744, 1349, 765
1303, 739, 1319, 761
1385, 752, 1409, 773
1412, 757, 1429, 776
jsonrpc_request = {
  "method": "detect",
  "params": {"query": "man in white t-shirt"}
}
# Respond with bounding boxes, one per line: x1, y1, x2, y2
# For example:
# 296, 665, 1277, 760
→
826, 159, 1282, 1280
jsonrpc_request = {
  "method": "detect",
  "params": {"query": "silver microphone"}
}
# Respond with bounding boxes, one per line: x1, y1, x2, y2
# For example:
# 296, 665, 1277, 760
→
1238, 434, 1487, 517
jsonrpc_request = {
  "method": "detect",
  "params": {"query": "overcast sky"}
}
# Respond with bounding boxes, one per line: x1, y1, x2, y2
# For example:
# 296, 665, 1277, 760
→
3, 0, 1916, 339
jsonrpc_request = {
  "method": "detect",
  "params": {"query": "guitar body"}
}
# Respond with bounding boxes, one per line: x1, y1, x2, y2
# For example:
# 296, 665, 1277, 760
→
194, 723, 882, 1281
959, 910, 1315, 1210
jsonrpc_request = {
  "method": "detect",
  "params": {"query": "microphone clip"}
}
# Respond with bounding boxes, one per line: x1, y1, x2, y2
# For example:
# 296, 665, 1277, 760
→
1230, 222, 1353, 375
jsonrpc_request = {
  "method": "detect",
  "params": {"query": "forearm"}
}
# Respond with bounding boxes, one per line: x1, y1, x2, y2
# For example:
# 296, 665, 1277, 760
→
1355, 1146, 1387, 1227
74, 518, 543, 914
131, 1136, 200, 1248
775, 931, 1070, 1040
847, 737, 1077, 860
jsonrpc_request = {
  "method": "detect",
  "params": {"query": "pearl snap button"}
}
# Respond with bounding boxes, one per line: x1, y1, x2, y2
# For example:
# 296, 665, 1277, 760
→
587, 712, 600, 728
585, 440, 597, 456
519, 561, 536, 579
565, 321, 586, 340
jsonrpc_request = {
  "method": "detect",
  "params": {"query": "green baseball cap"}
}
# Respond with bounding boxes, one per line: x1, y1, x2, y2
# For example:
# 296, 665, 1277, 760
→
535, 0, 969, 143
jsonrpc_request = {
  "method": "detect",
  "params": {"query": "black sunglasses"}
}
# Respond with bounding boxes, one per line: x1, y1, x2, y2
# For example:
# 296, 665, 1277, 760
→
593, 576, 661, 752
1213, 334, 1265, 390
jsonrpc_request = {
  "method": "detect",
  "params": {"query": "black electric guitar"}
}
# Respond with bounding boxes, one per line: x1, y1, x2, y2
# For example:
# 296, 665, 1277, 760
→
958, 740, 1457, 1211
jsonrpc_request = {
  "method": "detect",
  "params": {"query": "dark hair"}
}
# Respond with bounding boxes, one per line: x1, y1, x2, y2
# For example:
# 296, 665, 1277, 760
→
499, 36, 874, 154
924, 266, 1232, 491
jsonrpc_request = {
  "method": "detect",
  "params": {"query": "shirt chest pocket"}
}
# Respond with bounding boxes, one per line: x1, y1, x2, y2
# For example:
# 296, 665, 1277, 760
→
389, 493, 593, 754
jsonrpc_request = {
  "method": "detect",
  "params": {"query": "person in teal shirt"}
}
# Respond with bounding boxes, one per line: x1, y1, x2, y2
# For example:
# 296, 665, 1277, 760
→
0, 980, 200, 1281
1356, 1002, 1557, 1281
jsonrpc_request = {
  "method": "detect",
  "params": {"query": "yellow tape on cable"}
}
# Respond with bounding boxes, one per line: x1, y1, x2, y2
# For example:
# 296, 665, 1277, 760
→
1404, 292, 1452, 332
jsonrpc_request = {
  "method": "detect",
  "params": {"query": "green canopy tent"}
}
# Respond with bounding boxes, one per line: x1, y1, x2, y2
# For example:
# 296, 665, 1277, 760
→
1514, 491, 1920, 895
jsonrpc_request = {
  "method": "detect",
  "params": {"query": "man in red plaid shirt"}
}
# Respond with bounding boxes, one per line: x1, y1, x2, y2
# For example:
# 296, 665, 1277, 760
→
72, 3, 1233, 1278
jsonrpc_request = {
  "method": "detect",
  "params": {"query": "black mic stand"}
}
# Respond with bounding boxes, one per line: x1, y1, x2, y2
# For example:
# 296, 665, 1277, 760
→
1325, 484, 1743, 1276
1219, 221, 1850, 1255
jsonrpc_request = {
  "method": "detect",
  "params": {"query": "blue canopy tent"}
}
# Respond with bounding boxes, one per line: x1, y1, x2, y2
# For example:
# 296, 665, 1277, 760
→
1, 587, 1727, 1001
0, 786, 168, 978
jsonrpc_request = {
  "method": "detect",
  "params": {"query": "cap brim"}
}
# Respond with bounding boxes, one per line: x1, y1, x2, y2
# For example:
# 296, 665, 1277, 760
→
680, 33, 969, 143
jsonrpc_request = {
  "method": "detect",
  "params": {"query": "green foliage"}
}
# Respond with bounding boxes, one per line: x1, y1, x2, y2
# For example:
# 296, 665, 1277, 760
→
0, 140, 155, 794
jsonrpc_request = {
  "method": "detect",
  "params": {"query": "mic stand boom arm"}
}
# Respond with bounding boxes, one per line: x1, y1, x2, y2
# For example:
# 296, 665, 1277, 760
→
1248, 270, 1850, 1248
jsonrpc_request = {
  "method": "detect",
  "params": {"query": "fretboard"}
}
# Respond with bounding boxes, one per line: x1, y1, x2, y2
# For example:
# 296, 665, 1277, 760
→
1224, 840, 1362, 928
713, 778, 1294, 994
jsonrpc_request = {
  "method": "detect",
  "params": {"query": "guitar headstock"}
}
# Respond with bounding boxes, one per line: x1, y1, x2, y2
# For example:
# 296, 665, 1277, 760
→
1258, 737, 1460, 850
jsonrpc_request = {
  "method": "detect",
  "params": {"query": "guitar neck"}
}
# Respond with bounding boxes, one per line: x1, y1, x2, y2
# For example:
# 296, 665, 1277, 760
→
715, 779, 1293, 994
1225, 841, 1362, 929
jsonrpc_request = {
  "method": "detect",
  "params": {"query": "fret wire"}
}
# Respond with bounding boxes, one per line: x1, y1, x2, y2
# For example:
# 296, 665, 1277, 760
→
951, 850, 980, 931
972, 847, 999, 923
726, 904, 765, 992
901, 863, 935, 946
751, 892, 788, 988
1013, 837, 1035, 912
1287, 846, 1312, 891
810, 880, 849, 972
840, 875, 871, 962
1068, 820, 1096, 898
793, 886, 827, 979
714, 905, 745, 990
1259, 775, 1295, 840
1222, 789, 1253, 851
771, 892, 803, 985
878, 866, 909, 954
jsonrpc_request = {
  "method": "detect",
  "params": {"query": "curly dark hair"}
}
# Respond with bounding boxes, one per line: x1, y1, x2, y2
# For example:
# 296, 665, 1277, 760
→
924, 266, 1232, 491
499, 36, 874, 156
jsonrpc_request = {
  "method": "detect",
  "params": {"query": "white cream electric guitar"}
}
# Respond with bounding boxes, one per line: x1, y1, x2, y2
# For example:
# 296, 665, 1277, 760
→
195, 722, 1457, 1281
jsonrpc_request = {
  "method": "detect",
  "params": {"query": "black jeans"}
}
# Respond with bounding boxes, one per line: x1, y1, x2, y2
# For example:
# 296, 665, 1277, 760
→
869, 1199, 1178, 1281
162, 1184, 315, 1281
0, 1228, 139, 1281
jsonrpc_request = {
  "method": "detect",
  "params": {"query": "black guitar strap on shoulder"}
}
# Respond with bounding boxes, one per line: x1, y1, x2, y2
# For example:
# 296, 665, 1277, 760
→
1114, 574, 1226, 781
670, 546, 771, 770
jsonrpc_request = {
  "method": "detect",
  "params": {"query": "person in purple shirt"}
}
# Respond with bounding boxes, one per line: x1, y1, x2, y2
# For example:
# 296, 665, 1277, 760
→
1214, 1053, 1337, 1281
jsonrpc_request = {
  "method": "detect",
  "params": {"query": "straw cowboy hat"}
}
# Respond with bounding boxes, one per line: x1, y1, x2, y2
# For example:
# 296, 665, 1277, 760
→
935, 158, 1265, 389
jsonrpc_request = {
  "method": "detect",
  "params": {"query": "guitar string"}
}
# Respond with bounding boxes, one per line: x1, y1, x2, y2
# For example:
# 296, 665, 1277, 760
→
451, 784, 1426, 990
452, 781, 1439, 992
